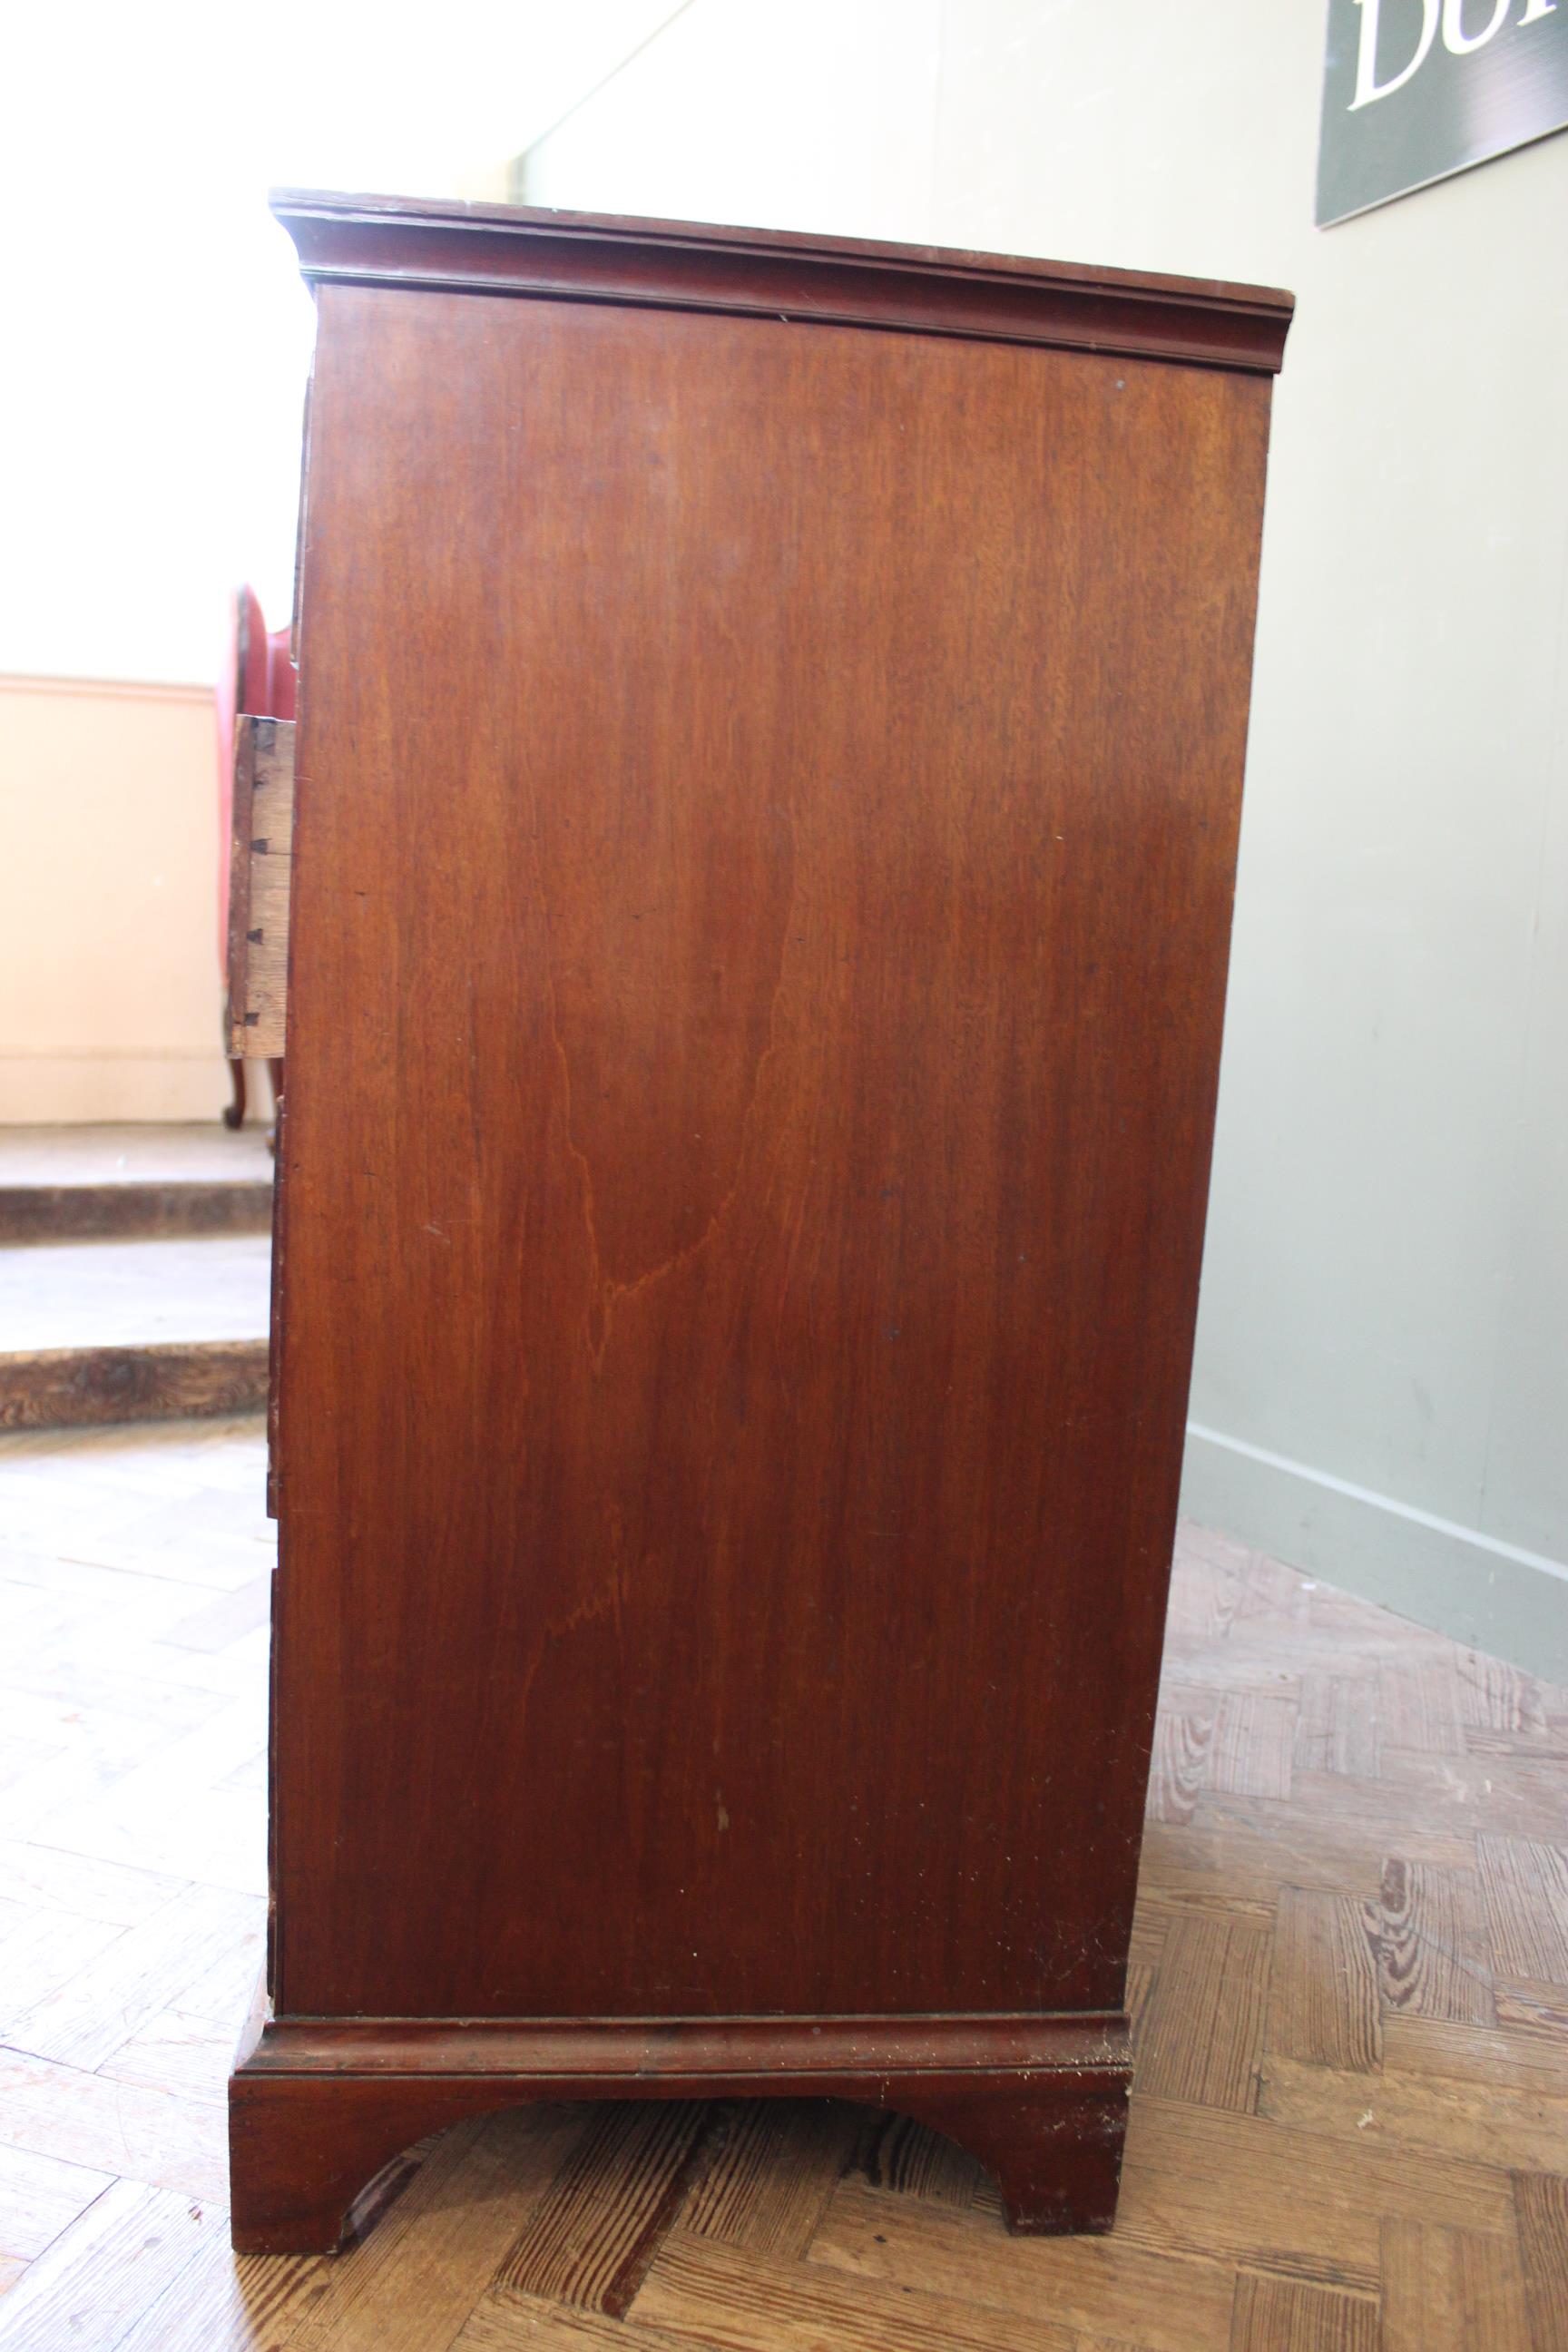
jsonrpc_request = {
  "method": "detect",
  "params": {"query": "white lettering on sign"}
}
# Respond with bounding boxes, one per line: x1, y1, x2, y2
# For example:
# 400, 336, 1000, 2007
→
1350, 0, 1556, 107
1350, 0, 1439, 107
1444, 0, 1513, 52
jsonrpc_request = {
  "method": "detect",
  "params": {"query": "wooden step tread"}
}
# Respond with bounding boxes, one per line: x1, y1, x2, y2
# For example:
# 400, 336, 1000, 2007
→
0, 1234, 272, 1430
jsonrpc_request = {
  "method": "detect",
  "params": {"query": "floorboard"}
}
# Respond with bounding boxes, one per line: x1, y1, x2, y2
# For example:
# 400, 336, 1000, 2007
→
0, 1418, 1562, 2348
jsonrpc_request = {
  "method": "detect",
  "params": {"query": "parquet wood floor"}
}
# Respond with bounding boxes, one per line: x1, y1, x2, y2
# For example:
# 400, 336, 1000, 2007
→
0, 1420, 1563, 2348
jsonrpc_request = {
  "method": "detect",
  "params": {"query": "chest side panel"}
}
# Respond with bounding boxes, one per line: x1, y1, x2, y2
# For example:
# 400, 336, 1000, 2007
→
273, 284, 1271, 2019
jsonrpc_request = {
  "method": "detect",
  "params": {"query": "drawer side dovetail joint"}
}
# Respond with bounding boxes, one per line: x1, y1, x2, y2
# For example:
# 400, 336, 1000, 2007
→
226, 714, 294, 1060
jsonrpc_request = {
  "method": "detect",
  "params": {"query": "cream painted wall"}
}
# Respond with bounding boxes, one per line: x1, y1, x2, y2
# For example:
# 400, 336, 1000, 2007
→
519, 0, 1568, 1672
0, 679, 230, 1123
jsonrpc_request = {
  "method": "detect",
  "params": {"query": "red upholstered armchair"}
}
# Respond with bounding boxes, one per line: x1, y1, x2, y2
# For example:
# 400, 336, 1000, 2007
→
218, 585, 296, 1130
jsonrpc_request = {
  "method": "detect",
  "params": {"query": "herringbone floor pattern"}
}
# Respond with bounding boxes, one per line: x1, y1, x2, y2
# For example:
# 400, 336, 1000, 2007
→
0, 1416, 1563, 2348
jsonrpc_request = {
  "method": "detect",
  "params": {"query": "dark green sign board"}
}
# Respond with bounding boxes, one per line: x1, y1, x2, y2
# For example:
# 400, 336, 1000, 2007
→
1318, 0, 1568, 225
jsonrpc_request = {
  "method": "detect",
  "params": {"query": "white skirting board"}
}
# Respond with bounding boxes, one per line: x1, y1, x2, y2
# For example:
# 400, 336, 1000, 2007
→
1181, 1422, 1568, 1686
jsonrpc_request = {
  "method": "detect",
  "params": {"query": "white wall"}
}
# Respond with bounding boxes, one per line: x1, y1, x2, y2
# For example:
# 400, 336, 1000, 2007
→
519, 0, 1568, 1673
1, 3, 696, 687
514, 0, 942, 243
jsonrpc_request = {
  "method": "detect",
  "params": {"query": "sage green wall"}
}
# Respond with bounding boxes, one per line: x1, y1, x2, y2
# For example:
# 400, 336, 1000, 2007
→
520, 0, 1568, 1678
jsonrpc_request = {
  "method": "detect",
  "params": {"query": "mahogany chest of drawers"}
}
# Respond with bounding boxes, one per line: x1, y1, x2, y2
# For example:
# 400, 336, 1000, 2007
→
229, 191, 1290, 2252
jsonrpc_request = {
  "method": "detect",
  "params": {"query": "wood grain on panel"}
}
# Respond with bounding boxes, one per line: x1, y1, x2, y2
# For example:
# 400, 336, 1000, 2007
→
1229, 2270, 1379, 2352
1267, 1888, 1382, 2073
1259, 2052, 1568, 2174
495, 2104, 710, 2317
1480, 1839, 1568, 1987
1367, 1858, 1495, 2024
1294, 1676, 1381, 1779
109, 2238, 329, 2352
683, 2102, 866, 2254
1514, 2171, 1568, 2352
1456, 1654, 1546, 1739
633, 2228, 1080, 2352
0, 2180, 215, 2352
1381, 2014, 1568, 2096
272, 280, 1273, 2026
1146, 1696, 1219, 1824
808, 2176, 1238, 2352
0, 2141, 113, 2263
1134, 1910, 1271, 2111
283, 2111, 585, 2352
1379, 1663, 1465, 1758
851, 2110, 984, 2212
1209, 1691, 1298, 1799
1381, 2219, 1532, 2352
1119, 2098, 1514, 2292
